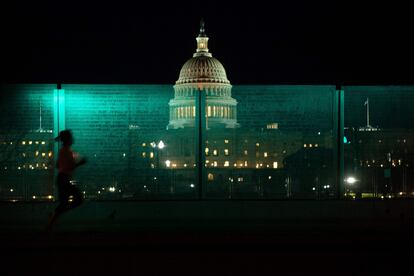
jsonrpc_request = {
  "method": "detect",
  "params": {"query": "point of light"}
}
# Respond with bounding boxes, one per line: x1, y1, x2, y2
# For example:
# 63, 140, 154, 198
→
190, 184, 195, 188
157, 140, 165, 149
345, 177, 357, 184
165, 160, 171, 167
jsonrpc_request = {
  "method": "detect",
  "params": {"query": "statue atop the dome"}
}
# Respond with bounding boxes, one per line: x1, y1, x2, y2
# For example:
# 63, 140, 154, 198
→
199, 18, 206, 37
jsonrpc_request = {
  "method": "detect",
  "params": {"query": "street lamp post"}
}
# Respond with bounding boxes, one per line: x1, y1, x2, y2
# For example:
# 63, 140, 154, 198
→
151, 140, 165, 195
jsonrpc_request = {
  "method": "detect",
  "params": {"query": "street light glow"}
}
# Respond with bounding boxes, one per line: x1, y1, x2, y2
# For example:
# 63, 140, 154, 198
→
345, 177, 357, 184
157, 140, 165, 149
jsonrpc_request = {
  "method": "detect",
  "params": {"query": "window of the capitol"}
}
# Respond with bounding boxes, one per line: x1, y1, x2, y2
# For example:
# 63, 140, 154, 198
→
1, 84, 413, 201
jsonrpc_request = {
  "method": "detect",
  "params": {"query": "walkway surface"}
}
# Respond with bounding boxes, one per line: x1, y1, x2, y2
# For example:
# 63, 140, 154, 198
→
2, 200, 413, 275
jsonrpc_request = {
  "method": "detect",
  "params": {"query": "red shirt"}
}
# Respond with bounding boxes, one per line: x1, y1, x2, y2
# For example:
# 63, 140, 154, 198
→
57, 146, 76, 175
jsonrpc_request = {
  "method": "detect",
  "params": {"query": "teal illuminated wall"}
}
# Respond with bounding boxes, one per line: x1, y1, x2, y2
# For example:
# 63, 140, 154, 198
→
0, 84, 413, 201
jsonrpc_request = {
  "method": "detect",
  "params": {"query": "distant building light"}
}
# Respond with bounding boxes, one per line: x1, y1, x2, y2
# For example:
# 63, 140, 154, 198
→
208, 173, 214, 181
273, 162, 278, 169
318, 132, 321, 135
256, 143, 260, 147
184, 163, 187, 167
150, 152, 154, 158
41, 141, 45, 145
312, 187, 316, 191
32, 196, 36, 199
172, 163, 177, 168
190, 184, 195, 188
266, 123, 278, 129
213, 149, 218, 156
142, 152, 146, 158
10, 189, 13, 192
205, 148, 209, 155
165, 160, 171, 167
264, 152, 268, 157
48, 195, 53, 199
268, 176, 272, 180
213, 161, 217, 167
244, 161, 248, 167
35, 141, 39, 145
42, 152, 46, 157
123, 153, 126, 157
48, 152, 52, 157
224, 149, 229, 156
315, 144, 319, 147
304, 144, 307, 148
233, 163, 237, 167
22, 141, 26, 145
142, 143, 146, 147
224, 139, 229, 144
238, 177, 243, 182
309, 144, 313, 148
244, 150, 248, 156
29, 141, 32, 145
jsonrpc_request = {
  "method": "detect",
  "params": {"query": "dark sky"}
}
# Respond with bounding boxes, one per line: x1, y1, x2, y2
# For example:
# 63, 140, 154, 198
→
1, 0, 412, 85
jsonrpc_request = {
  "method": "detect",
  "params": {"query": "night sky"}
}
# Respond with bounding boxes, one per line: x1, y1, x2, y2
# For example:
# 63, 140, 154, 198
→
1, 0, 412, 85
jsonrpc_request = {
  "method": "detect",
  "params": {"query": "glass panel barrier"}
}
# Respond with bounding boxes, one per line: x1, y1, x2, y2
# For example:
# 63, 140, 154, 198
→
0, 84, 55, 201
343, 86, 414, 199
204, 85, 337, 199
62, 85, 197, 200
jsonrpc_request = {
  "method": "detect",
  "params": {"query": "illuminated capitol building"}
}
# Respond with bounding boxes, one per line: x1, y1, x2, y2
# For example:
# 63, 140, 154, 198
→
168, 20, 239, 130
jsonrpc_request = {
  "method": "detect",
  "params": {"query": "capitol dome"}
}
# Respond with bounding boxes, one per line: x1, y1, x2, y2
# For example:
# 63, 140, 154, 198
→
176, 56, 230, 85
167, 20, 239, 130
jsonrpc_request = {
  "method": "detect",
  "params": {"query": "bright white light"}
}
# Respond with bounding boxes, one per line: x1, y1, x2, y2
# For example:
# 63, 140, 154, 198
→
165, 160, 171, 167
10, 189, 13, 192
150, 142, 156, 148
109, 187, 116, 192
345, 177, 357, 184
312, 187, 316, 191
157, 141, 165, 149
190, 184, 195, 188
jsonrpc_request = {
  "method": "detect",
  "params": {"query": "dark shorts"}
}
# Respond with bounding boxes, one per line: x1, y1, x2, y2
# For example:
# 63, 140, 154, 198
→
56, 173, 82, 202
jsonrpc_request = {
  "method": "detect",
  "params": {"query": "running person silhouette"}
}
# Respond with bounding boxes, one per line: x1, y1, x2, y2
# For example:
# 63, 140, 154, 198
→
47, 130, 87, 231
